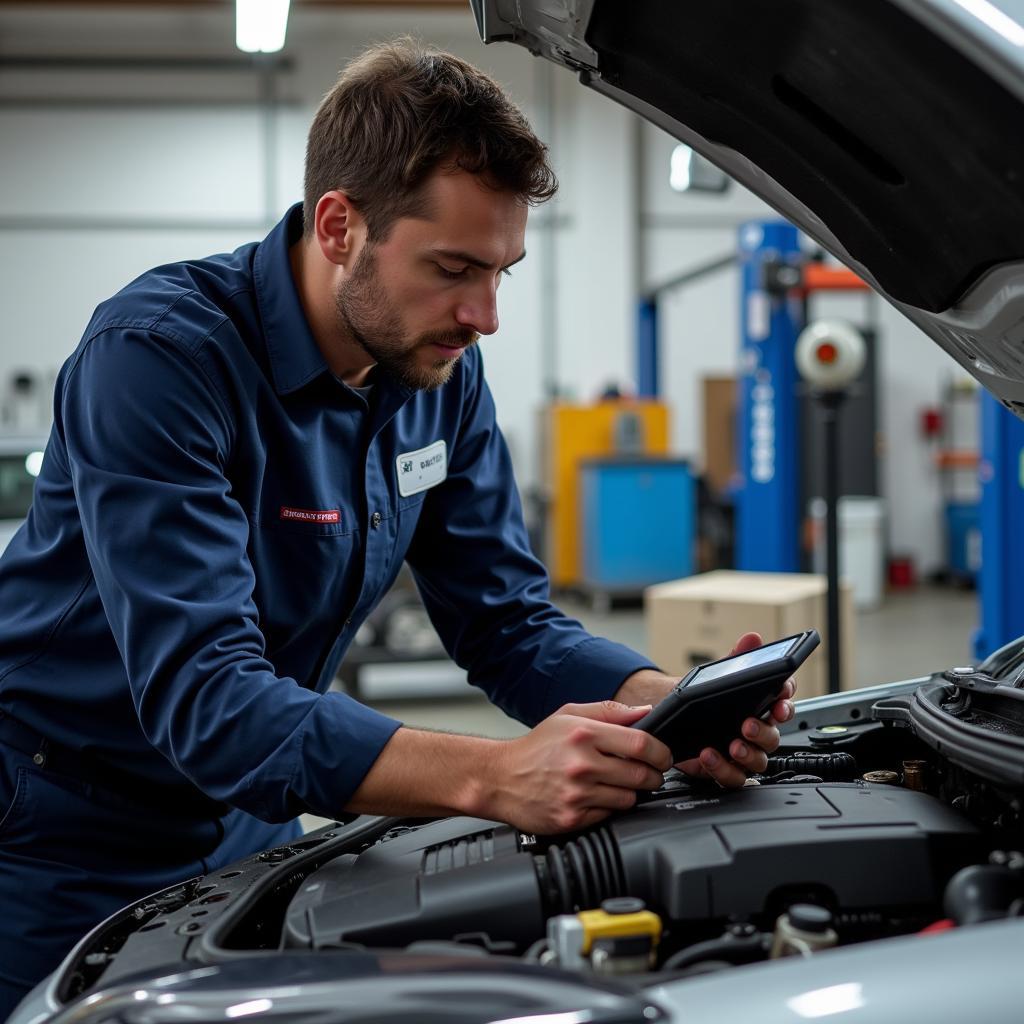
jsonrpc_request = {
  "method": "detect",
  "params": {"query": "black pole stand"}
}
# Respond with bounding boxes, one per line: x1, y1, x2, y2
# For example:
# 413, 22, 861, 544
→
819, 389, 846, 694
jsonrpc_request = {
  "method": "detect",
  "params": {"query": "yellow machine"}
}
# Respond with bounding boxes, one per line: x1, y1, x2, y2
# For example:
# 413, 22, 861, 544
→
541, 400, 670, 588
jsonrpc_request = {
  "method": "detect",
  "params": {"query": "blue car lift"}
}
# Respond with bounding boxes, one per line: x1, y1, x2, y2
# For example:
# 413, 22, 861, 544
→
734, 221, 805, 572
974, 392, 1024, 659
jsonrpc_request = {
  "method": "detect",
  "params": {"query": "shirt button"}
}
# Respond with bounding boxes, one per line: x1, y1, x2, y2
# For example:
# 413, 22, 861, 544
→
370, 512, 382, 529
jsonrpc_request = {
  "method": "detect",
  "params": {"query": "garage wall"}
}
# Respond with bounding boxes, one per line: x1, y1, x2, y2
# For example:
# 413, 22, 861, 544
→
0, 3, 637, 496
0, 2, 972, 576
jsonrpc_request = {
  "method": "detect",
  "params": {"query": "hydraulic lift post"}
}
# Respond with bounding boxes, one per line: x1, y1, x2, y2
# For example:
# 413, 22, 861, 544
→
975, 392, 1024, 659
735, 220, 804, 573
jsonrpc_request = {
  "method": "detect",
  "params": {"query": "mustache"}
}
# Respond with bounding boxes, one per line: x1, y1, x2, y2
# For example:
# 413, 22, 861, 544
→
418, 328, 479, 350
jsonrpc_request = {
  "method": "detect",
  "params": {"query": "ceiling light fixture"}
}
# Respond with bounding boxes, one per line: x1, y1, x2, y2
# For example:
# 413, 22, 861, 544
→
236, 0, 291, 54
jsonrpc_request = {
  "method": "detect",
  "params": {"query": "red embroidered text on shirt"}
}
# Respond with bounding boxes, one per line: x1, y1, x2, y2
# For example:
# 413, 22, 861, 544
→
279, 506, 340, 524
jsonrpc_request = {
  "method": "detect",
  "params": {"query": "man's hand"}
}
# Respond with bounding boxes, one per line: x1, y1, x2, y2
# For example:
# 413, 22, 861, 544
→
616, 631, 796, 789
347, 633, 795, 835
487, 701, 673, 834
346, 700, 673, 837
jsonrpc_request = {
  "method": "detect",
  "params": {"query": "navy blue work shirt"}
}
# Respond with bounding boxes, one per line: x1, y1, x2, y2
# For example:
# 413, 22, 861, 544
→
0, 205, 653, 824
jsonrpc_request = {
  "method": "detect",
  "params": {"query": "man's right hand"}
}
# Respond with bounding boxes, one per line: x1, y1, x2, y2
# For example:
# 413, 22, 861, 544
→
345, 701, 672, 836
484, 701, 673, 834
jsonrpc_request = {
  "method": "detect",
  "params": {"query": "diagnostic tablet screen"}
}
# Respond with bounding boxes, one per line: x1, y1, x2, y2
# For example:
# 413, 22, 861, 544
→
686, 636, 799, 687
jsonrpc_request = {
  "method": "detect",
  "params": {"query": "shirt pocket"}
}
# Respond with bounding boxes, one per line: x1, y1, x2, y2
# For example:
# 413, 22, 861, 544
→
247, 516, 361, 668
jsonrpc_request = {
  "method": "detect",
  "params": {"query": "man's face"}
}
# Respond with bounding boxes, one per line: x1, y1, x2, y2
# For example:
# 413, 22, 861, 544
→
334, 168, 528, 391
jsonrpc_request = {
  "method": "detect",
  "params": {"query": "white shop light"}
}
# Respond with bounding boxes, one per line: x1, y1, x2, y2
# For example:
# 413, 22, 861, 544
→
236, 0, 291, 54
669, 143, 730, 194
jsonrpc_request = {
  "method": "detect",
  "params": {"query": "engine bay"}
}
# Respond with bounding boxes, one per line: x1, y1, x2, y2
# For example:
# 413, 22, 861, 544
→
55, 640, 1024, 1002
283, 778, 981, 963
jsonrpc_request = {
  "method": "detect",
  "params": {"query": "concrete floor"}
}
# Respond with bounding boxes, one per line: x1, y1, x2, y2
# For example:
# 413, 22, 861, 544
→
302, 584, 978, 831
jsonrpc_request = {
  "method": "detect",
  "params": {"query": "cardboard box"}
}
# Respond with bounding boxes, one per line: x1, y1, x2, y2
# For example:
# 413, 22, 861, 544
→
645, 570, 857, 698
701, 376, 736, 497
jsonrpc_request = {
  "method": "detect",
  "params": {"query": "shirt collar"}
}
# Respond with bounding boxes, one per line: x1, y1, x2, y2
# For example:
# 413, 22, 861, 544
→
253, 203, 330, 395
253, 203, 416, 412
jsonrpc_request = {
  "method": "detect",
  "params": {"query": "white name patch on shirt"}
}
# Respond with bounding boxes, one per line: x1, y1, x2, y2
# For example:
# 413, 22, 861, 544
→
397, 440, 448, 497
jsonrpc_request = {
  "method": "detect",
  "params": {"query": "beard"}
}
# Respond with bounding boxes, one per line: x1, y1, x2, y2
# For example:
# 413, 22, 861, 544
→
335, 244, 478, 392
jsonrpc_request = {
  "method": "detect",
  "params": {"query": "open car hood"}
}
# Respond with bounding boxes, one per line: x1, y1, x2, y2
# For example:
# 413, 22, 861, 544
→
472, 0, 1024, 416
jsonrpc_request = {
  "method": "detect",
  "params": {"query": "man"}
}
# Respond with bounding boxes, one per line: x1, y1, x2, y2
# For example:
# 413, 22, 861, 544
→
0, 40, 794, 1013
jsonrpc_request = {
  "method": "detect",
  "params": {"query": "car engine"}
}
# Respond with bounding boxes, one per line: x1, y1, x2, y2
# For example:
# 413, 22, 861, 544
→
53, 637, 1024, 1002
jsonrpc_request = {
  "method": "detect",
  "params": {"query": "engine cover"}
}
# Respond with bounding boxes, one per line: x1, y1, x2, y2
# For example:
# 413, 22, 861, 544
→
615, 782, 980, 922
284, 783, 982, 952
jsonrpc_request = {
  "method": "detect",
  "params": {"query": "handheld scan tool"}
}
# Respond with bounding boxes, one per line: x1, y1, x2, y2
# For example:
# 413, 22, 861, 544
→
632, 630, 820, 764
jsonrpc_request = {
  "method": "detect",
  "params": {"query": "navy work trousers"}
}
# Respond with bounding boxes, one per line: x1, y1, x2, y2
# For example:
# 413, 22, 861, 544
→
0, 744, 301, 1019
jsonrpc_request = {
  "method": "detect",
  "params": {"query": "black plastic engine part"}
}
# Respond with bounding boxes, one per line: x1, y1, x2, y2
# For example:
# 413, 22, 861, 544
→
944, 862, 1024, 924
764, 751, 858, 780
284, 783, 983, 952
537, 828, 626, 915
911, 677, 1024, 787
662, 922, 768, 971
284, 817, 546, 950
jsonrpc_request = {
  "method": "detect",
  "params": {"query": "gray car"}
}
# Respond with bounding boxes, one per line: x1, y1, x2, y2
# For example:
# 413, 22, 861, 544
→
13, 2, 1024, 1022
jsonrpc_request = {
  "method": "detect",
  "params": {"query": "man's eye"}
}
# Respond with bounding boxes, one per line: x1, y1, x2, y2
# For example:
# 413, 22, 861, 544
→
437, 265, 467, 280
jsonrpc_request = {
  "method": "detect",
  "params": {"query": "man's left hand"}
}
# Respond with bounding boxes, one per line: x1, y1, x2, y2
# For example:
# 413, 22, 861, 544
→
614, 631, 796, 788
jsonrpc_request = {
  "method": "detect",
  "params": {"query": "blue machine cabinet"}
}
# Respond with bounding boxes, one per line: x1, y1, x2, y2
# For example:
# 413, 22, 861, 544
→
579, 457, 694, 596
974, 393, 1024, 659
735, 220, 804, 573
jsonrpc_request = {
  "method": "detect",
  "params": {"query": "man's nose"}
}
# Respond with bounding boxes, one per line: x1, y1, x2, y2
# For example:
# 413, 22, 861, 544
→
454, 283, 499, 336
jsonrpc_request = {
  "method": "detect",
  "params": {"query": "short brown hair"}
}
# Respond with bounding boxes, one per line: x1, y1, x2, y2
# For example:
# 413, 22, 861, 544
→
303, 38, 557, 240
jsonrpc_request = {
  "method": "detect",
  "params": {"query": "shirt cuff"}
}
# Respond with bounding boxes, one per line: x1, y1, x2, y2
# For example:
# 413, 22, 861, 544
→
289, 690, 404, 818
538, 636, 658, 719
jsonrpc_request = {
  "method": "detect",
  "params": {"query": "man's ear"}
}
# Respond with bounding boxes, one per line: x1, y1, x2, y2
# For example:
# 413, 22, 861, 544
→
314, 191, 365, 266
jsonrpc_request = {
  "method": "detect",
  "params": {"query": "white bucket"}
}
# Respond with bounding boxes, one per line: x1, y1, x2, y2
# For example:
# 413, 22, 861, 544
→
809, 496, 886, 609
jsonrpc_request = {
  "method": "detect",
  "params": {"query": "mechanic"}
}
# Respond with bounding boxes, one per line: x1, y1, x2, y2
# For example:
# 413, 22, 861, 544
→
0, 40, 794, 1014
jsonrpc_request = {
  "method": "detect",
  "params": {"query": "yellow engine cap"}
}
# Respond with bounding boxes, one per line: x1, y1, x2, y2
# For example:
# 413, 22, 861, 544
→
576, 908, 662, 954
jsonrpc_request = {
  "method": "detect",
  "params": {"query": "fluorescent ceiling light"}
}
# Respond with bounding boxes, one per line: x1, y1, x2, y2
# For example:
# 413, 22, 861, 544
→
670, 143, 730, 194
670, 143, 694, 192
236, 0, 291, 54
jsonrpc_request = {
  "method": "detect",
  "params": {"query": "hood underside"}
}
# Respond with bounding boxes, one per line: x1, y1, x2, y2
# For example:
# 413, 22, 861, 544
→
473, 0, 1024, 413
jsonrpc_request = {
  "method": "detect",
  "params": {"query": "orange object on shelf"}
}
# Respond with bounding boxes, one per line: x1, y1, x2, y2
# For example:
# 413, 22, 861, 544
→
934, 449, 979, 470
802, 264, 870, 292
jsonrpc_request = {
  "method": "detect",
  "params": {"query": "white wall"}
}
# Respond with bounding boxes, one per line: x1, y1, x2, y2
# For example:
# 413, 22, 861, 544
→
0, 2, 975, 574
0, 3, 592, 495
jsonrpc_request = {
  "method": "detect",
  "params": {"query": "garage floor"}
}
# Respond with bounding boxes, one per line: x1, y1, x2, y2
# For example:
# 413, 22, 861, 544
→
303, 584, 978, 831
